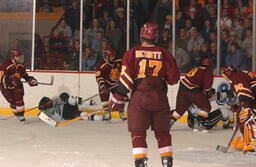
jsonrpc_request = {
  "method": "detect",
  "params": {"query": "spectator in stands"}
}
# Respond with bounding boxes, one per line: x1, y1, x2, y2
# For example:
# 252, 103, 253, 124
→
56, 19, 72, 37
64, 0, 80, 35
163, 15, 173, 31
242, 28, 253, 70
34, 33, 43, 68
199, 42, 211, 61
220, 29, 230, 67
201, 19, 213, 41
184, 19, 193, 37
221, 0, 234, 17
99, 9, 113, 31
96, 39, 110, 63
114, 7, 126, 33
183, 0, 203, 18
209, 42, 217, 69
175, 10, 185, 31
187, 27, 204, 68
176, 28, 189, 51
243, 17, 252, 29
220, 8, 232, 30
63, 40, 79, 71
205, 0, 217, 14
228, 31, 242, 49
152, 0, 172, 30
91, 31, 105, 52
226, 42, 245, 70
236, 0, 247, 17
187, 6, 203, 30
105, 20, 122, 50
92, 0, 110, 18
83, 12, 91, 30
187, 27, 204, 54
232, 18, 244, 40
48, 27, 67, 54
207, 31, 217, 44
233, 7, 243, 20
82, 46, 97, 71
109, 0, 122, 18
205, 5, 217, 29
158, 29, 170, 49
83, 18, 104, 48
169, 42, 190, 73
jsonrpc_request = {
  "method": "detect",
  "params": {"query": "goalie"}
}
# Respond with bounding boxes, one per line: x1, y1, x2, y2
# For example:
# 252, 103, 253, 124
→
222, 65, 256, 154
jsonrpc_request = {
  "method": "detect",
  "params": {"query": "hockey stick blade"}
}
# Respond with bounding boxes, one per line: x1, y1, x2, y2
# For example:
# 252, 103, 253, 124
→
22, 75, 54, 85
216, 145, 228, 153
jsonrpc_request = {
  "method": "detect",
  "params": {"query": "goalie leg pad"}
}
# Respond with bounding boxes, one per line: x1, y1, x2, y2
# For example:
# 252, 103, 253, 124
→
202, 109, 223, 129
38, 112, 57, 127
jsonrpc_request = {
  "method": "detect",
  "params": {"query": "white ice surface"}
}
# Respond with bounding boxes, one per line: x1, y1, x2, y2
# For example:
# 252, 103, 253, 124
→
0, 117, 255, 167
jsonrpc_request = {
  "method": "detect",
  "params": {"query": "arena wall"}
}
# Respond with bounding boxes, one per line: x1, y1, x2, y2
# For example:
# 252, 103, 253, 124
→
0, 72, 225, 120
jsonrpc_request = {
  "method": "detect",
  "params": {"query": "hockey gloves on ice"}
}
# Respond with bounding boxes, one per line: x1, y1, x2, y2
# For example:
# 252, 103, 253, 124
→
110, 93, 129, 112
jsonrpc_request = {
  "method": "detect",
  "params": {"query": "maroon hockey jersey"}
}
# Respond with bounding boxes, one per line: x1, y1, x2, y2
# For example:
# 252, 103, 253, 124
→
181, 66, 213, 91
0, 59, 30, 89
228, 71, 255, 100
96, 59, 121, 86
120, 45, 180, 91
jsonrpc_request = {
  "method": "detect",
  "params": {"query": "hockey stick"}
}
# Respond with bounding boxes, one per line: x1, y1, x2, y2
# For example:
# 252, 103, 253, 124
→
0, 100, 55, 121
216, 122, 239, 153
38, 108, 105, 127
22, 75, 54, 85
81, 84, 119, 102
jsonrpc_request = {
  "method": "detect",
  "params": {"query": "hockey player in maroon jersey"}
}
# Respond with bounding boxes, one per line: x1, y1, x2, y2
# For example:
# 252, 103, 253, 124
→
109, 23, 180, 167
0, 49, 38, 123
221, 65, 256, 154
95, 48, 126, 121
170, 58, 215, 131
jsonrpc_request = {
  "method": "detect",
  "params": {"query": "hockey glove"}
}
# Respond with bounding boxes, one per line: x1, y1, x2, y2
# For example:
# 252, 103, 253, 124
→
205, 88, 215, 98
28, 77, 38, 87
99, 83, 108, 94
110, 93, 129, 112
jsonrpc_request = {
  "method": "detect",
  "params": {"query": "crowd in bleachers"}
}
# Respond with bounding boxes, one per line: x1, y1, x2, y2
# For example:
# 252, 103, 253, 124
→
0, 0, 254, 73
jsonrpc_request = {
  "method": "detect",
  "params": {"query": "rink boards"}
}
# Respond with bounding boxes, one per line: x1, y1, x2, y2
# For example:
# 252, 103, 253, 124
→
0, 72, 224, 122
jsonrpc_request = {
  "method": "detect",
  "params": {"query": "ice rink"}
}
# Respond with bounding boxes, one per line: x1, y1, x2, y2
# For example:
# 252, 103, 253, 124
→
0, 117, 255, 167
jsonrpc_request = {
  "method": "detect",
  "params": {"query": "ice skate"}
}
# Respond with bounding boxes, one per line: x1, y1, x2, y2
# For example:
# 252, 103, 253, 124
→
103, 110, 112, 121
161, 156, 173, 167
16, 116, 26, 124
119, 111, 127, 121
193, 118, 208, 133
135, 157, 148, 167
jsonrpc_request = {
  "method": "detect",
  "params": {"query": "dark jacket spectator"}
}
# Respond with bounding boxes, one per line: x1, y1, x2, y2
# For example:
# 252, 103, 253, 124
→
64, 1, 80, 35
226, 42, 245, 70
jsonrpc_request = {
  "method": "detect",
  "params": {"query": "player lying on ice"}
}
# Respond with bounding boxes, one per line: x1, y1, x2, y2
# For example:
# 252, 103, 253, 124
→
0, 49, 38, 123
109, 23, 180, 167
186, 82, 237, 130
37, 92, 106, 121
221, 65, 256, 154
